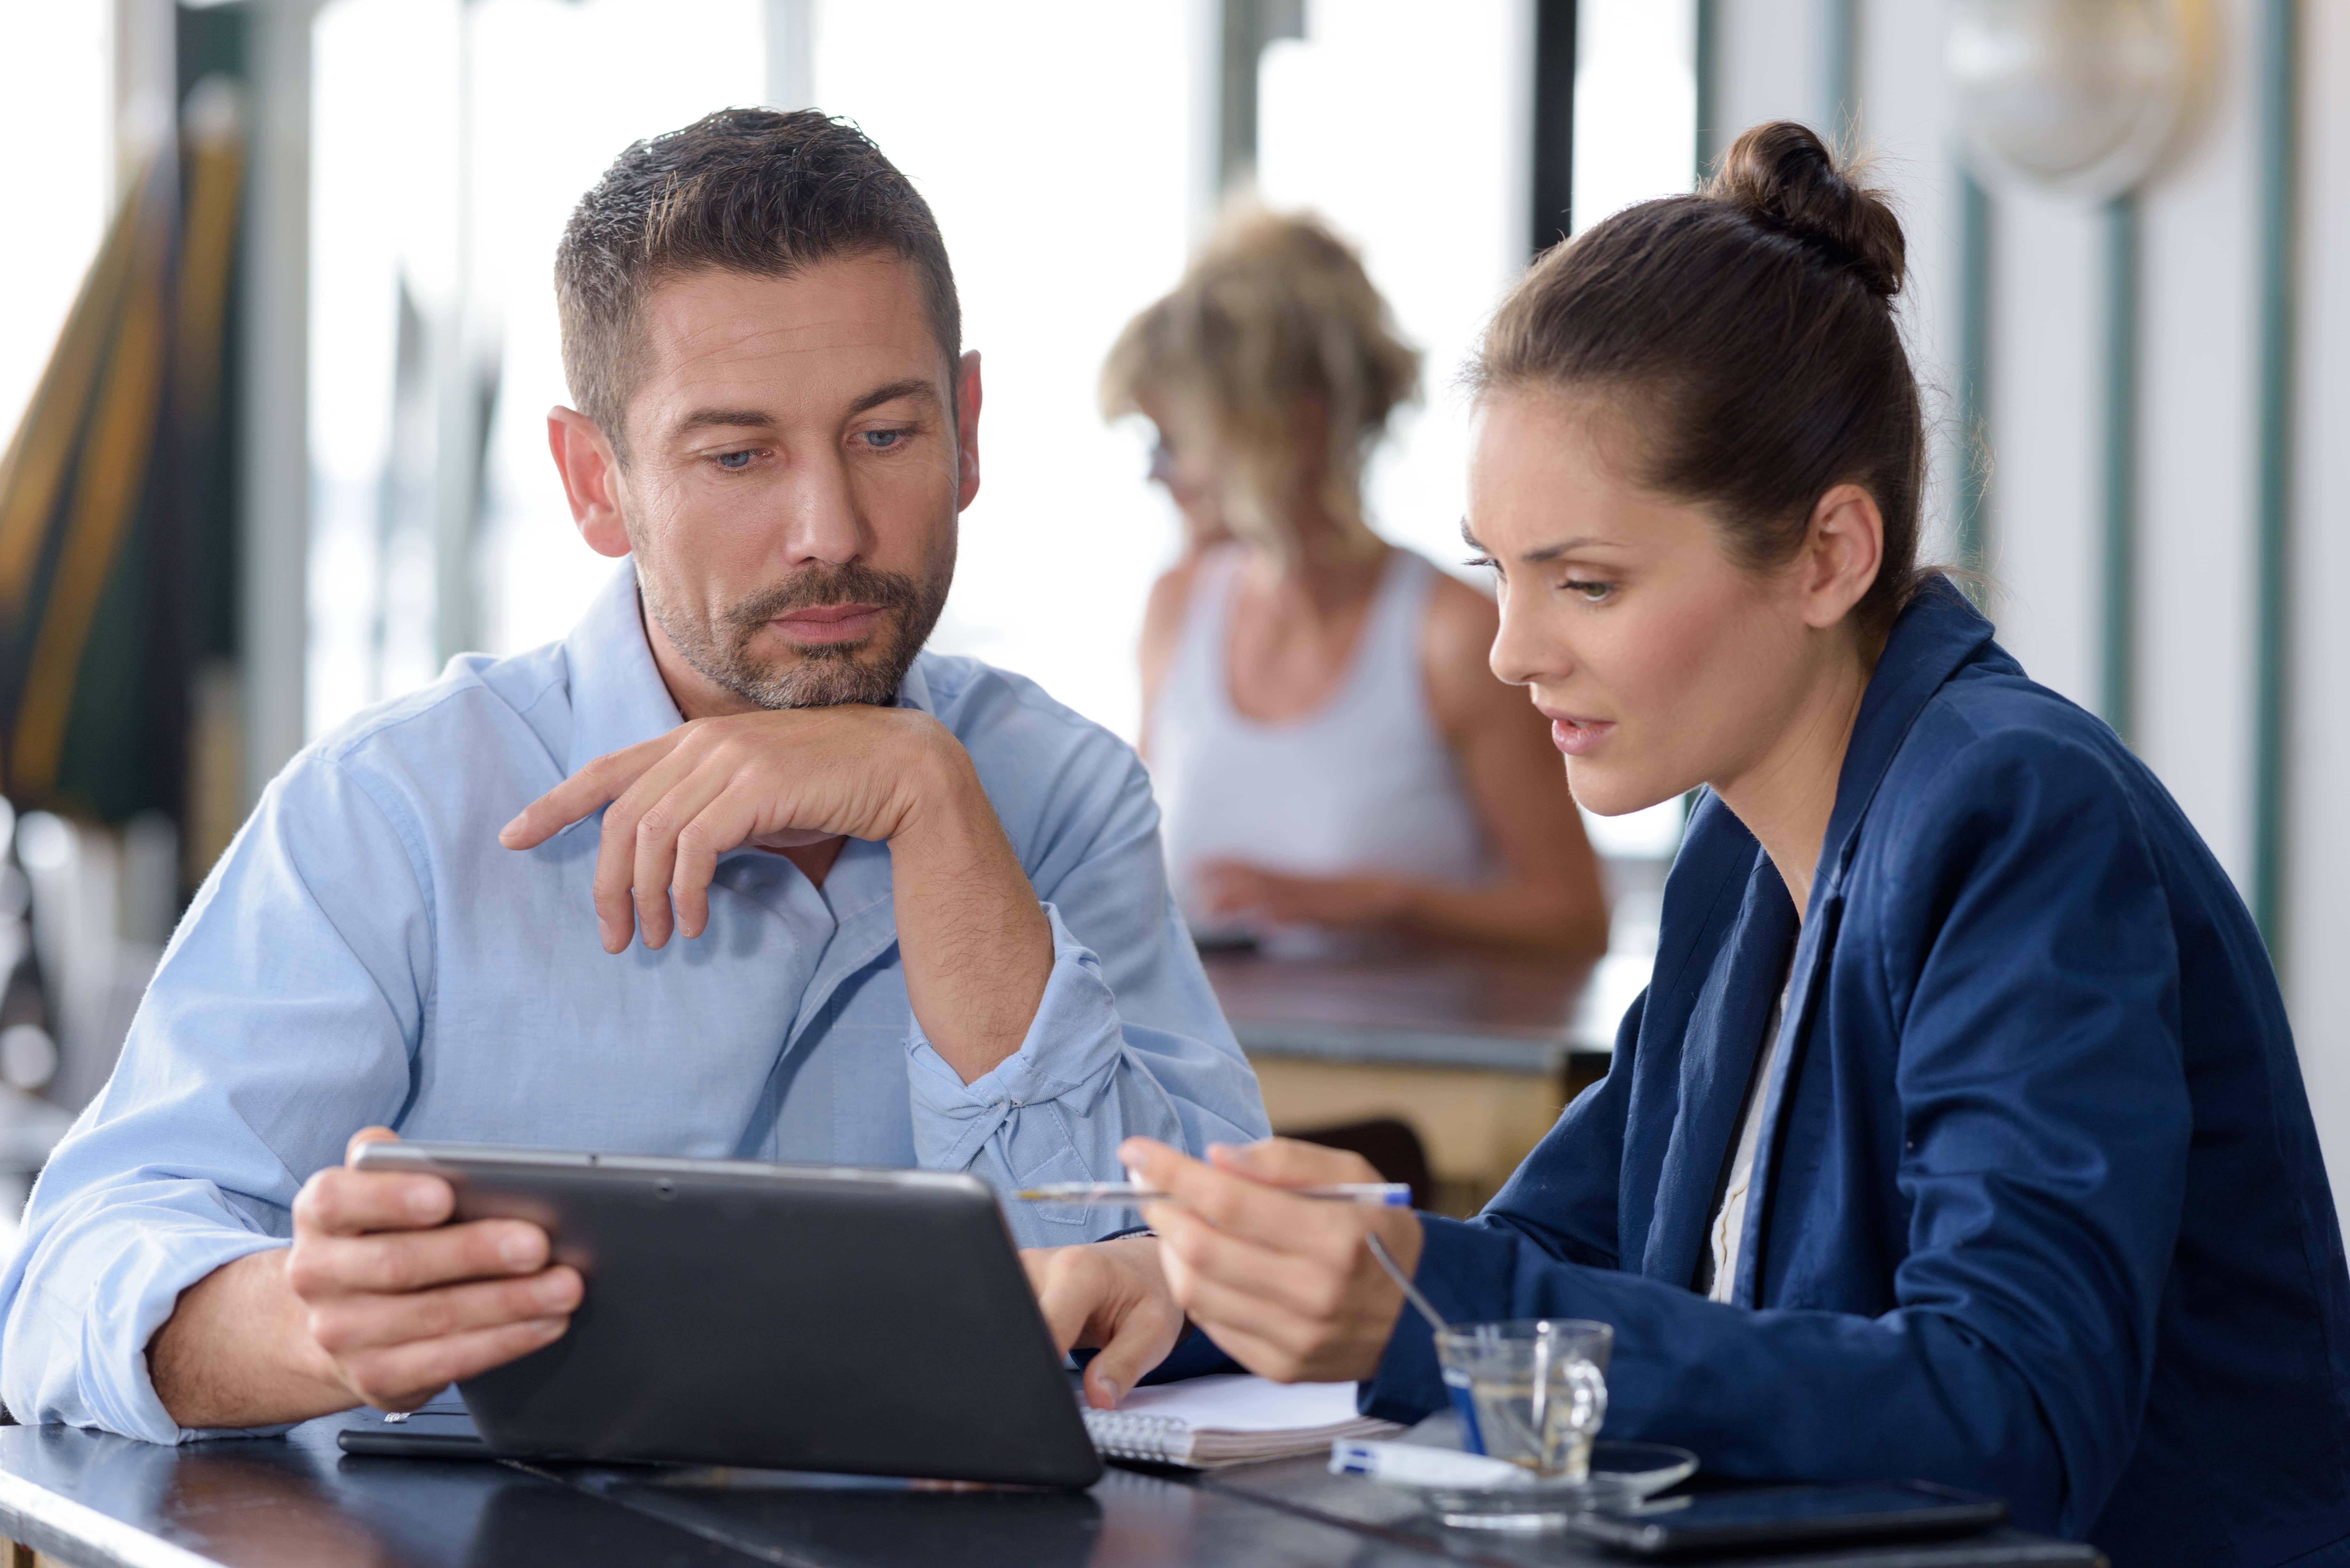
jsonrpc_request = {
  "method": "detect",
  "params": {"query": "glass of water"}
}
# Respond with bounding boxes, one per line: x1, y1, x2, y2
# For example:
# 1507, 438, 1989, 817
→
1435, 1319, 1613, 1479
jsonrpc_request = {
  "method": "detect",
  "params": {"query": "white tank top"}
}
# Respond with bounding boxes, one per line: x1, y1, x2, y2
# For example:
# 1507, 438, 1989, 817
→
1151, 545, 1493, 945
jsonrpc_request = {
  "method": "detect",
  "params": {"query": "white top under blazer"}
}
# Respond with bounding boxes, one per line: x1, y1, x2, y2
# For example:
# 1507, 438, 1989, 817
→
1149, 544, 1493, 949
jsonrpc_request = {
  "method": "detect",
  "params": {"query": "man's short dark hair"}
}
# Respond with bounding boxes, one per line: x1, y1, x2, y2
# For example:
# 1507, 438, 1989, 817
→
555, 108, 961, 460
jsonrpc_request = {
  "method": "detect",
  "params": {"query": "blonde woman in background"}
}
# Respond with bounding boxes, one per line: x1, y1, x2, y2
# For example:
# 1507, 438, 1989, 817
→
1104, 211, 1607, 958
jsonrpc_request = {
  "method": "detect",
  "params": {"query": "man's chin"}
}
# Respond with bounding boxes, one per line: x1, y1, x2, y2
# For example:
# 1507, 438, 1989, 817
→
738, 648, 910, 710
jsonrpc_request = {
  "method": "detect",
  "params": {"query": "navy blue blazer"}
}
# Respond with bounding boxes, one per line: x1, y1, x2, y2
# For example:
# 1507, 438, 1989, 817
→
1360, 580, 2350, 1562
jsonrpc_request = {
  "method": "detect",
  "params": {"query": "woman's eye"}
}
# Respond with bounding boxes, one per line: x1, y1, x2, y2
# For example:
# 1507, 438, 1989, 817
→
713, 449, 756, 471
1463, 554, 1497, 573
1563, 578, 1614, 603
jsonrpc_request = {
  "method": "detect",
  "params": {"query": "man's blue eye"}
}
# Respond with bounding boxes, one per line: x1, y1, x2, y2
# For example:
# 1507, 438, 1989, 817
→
715, 450, 754, 471
863, 429, 902, 449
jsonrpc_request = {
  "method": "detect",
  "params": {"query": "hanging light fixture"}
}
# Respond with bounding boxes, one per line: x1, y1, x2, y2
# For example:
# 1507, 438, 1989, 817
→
1945, 0, 2211, 200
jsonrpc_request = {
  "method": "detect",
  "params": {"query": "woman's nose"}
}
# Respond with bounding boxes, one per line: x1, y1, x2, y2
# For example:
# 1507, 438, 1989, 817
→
1488, 586, 1564, 689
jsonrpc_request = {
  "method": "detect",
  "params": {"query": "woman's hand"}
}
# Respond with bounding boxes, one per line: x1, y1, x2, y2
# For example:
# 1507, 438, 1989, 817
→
1022, 1234, 1187, 1410
1198, 861, 1411, 932
1124, 1135, 1421, 1383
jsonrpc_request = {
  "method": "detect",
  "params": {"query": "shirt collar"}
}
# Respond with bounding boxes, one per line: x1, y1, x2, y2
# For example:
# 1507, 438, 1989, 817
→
560, 561, 941, 778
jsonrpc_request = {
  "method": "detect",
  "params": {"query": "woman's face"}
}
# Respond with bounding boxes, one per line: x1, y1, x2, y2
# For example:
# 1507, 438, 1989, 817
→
1468, 389, 1847, 817
1144, 415, 1237, 555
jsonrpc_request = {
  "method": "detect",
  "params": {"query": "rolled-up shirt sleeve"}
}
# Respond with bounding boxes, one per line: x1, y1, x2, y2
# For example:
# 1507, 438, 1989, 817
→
904, 728, 1268, 1246
0, 749, 430, 1443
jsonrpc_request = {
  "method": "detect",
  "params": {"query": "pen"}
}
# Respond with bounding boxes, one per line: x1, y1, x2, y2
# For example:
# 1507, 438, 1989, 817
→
1013, 1181, 1411, 1206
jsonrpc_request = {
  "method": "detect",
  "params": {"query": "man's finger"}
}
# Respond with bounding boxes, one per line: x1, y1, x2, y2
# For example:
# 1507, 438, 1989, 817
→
1025, 1253, 1099, 1357
343, 1315, 572, 1411
294, 1167, 454, 1238
671, 780, 766, 941
309, 1264, 582, 1355
499, 740, 665, 851
631, 764, 740, 949
1078, 1289, 1184, 1411
292, 1218, 552, 1299
593, 736, 716, 952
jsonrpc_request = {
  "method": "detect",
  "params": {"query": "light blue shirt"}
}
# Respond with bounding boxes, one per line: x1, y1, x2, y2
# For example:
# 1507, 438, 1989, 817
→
0, 565, 1267, 1443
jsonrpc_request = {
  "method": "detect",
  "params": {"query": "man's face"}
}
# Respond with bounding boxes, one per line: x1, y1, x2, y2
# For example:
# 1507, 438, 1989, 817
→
594, 254, 976, 711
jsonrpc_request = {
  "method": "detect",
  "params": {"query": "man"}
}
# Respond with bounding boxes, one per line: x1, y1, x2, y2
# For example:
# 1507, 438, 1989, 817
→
0, 109, 1266, 1442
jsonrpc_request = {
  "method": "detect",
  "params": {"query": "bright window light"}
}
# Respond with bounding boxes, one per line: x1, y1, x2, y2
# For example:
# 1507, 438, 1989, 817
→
0, 0, 110, 451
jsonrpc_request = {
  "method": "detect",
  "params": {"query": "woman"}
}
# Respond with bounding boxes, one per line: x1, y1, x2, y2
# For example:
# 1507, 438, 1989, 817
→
1030, 126, 2350, 1562
1102, 210, 1607, 957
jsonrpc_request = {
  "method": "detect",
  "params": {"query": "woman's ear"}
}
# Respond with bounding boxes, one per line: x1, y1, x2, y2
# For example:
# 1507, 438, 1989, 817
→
1798, 482, 1884, 629
547, 406, 632, 558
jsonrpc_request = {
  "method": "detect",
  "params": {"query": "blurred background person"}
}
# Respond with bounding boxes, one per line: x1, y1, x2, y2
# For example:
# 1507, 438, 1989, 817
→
1103, 210, 1607, 960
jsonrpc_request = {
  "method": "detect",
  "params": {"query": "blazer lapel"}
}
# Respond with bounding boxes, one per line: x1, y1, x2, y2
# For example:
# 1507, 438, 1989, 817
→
1639, 850, 1799, 1287
1725, 576, 1994, 1305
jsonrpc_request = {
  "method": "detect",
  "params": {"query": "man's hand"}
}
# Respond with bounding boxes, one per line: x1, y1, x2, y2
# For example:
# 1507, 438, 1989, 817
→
150, 1129, 582, 1428
1126, 1135, 1421, 1384
288, 1129, 583, 1411
500, 706, 953, 953
1023, 1234, 1187, 1410
500, 706, 1053, 1082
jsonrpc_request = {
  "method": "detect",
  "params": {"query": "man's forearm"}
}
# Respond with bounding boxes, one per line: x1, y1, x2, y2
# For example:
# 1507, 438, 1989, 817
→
148, 1248, 352, 1430
890, 747, 1054, 1083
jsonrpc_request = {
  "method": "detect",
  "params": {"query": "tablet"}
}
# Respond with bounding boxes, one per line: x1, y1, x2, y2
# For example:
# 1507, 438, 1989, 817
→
345, 1141, 1102, 1488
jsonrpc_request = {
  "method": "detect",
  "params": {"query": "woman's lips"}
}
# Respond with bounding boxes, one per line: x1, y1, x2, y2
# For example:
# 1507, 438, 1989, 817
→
1548, 717, 1617, 757
770, 604, 886, 645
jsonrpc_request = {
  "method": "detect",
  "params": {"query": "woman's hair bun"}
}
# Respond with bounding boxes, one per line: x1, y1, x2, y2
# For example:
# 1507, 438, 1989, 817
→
1708, 121, 1904, 298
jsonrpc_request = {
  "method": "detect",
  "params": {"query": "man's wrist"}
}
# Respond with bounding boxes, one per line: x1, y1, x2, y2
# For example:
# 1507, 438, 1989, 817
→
885, 718, 990, 850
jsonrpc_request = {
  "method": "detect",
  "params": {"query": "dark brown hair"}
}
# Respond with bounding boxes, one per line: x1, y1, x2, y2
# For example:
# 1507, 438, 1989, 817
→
555, 108, 959, 460
1472, 121, 1925, 637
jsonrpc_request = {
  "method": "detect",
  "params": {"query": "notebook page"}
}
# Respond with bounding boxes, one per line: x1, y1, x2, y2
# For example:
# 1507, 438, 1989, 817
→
1107, 1374, 1363, 1433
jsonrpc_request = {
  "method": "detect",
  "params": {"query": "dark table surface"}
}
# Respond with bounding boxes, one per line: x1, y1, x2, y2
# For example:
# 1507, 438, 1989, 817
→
1199, 945, 1628, 1072
0, 1412, 2104, 1568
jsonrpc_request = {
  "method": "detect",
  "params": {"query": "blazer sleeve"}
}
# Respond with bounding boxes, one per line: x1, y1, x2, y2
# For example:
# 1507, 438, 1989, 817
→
1361, 727, 2189, 1539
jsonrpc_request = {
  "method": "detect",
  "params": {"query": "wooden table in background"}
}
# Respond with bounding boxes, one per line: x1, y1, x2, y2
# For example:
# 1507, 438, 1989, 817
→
1202, 946, 1642, 1214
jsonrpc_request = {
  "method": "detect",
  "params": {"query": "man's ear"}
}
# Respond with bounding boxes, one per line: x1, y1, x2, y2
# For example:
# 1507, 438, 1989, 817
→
953, 351, 983, 512
1798, 482, 1884, 630
547, 406, 632, 559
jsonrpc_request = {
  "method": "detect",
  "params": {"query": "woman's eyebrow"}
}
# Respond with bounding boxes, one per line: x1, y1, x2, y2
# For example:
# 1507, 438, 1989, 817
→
1457, 519, 1616, 563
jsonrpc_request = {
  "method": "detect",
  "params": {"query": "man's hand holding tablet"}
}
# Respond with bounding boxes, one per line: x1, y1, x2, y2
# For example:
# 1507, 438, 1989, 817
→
148, 1130, 581, 1426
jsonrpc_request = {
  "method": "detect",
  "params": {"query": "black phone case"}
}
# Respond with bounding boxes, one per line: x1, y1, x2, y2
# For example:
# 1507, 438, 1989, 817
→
1565, 1481, 2008, 1558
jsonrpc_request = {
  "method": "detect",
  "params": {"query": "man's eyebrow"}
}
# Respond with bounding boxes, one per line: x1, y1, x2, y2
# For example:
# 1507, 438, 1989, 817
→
847, 377, 939, 417
674, 408, 777, 435
1457, 519, 1617, 563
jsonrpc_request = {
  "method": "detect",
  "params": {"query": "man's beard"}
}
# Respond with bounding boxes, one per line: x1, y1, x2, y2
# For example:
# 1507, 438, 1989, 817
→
644, 557, 951, 710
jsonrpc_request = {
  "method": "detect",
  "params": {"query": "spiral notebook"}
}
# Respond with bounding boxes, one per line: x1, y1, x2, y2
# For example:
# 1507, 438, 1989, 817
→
1080, 1374, 1401, 1468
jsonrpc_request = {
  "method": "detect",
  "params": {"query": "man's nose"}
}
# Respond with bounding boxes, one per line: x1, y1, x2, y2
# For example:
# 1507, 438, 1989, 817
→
775, 448, 867, 565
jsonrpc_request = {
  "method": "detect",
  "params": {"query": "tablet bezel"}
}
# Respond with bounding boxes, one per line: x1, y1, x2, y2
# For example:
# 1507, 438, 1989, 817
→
348, 1141, 1102, 1488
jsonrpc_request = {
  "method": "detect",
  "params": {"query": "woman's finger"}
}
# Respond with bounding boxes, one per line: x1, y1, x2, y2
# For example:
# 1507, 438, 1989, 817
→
1155, 1239, 1330, 1367
1126, 1138, 1363, 1255
1210, 1136, 1384, 1188
1147, 1202, 1356, 1321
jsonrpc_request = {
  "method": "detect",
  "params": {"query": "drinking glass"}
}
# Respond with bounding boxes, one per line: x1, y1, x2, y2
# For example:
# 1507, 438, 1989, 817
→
1434, 1319, 1612, 1480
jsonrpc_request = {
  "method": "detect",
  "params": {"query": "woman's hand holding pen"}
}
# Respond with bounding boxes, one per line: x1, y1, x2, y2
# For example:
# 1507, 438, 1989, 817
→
1124, 1135, 1423, 1384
